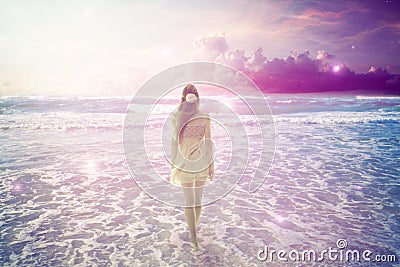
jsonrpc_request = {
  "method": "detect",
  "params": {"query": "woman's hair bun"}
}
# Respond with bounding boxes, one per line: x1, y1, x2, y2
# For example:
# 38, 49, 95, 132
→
185, 93, 197, 103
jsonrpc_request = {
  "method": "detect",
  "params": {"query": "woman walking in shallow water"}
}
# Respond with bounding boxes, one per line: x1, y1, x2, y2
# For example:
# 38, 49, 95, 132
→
170, 84, 214, 252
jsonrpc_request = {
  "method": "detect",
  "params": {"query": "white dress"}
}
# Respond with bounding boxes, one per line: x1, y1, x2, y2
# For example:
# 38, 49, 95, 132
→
170, 112, 212, 185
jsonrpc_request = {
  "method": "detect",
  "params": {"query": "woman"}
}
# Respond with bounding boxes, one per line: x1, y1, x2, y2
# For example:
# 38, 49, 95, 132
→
170, 83, 214, 252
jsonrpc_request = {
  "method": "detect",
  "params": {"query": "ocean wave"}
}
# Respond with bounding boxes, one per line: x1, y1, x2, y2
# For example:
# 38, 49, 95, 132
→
355, 95, 400, 100
1, 111, 398, 132
0, 97, 130, 114
0, 122, 123, 131
0, 112, 124, 131
276, 100, 295, 103
1, 96, 399, 131
2, 95, 400, 115
274, 111, 400, 125
379, 105, 400, 112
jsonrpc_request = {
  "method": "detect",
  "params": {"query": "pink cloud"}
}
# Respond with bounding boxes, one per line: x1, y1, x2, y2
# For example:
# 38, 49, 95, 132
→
216, 49, 247, 71
200, 36, 399, 94
193, 34, 229, 61
245, 48, 267, 72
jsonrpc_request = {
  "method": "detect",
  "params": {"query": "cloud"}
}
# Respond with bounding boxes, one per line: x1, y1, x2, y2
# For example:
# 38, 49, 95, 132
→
1, 0, 399, 96
203, 37, 399, 94
216, 49, 247, 71
316, 50, 335, 71
195, 35, 268, 73
316, 50, 335, 61
258, 49, 321, 77
193, 34, 229, 61
245, 48, 267, 72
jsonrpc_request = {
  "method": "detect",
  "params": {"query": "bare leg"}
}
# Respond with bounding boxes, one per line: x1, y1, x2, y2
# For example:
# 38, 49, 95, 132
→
194, 180, 206, 227
181, 182, 199, 251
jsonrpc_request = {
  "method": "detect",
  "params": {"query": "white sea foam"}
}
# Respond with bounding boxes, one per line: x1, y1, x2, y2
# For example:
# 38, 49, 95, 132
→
1, 95, 399, 265
274, 111, 400, 124
276, 100, 294, 103
355, 95, 400, 100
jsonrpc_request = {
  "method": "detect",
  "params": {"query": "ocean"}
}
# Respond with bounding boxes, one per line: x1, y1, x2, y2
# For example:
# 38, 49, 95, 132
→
0, 93, 399, 266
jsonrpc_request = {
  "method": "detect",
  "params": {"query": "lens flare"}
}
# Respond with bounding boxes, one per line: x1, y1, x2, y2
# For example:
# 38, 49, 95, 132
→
84, 160, 97, 173
333, 65, 341, 72
276, 215, 285, 223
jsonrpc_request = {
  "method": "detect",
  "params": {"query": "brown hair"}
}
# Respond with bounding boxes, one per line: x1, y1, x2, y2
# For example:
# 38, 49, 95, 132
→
180, 83, 199, 106
177, 84, 200, 142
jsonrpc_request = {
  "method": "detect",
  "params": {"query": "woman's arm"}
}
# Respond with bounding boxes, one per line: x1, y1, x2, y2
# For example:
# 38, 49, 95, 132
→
205, 116, 214, 180
171, 115, 178, 167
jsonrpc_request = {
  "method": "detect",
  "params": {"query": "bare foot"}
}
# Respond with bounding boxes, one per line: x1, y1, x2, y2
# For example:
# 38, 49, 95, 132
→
192, 241, 200, 252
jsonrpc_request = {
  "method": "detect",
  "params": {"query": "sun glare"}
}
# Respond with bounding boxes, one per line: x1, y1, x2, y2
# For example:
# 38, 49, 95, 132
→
276, 215, 285, 223
333, 65, 341, 72
84, 160, 97, 173
160, 49, 172, 57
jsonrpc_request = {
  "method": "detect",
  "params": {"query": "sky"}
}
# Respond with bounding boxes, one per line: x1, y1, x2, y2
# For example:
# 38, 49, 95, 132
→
0, 0, 399, 96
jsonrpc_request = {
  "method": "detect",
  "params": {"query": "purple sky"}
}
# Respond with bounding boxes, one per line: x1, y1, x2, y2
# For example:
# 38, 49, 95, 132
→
0, 0, 399, 96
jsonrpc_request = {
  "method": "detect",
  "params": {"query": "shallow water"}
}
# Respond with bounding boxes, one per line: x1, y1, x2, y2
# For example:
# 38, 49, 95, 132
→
1, 94, 399, 266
